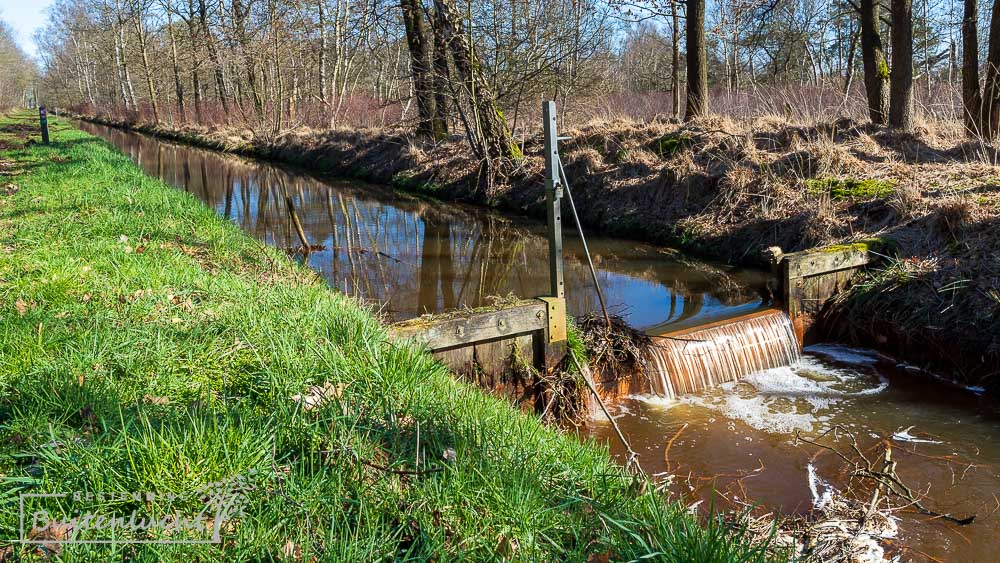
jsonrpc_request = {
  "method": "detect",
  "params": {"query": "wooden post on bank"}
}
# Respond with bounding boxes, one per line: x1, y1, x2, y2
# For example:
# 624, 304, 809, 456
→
39, 106, 50, 145
540, 101, 567, 369
543, 101, 565, 301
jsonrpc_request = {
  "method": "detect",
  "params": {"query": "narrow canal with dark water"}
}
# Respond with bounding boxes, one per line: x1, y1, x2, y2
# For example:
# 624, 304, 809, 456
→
80, 121, 1000, 562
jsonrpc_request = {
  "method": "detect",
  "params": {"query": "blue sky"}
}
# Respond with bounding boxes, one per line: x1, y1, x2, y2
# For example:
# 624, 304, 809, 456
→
1, 0, 55, 58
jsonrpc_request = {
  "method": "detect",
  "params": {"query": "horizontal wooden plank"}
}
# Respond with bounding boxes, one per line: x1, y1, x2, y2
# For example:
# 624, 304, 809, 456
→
785, 246, 870, 279
391, 301, 547, 351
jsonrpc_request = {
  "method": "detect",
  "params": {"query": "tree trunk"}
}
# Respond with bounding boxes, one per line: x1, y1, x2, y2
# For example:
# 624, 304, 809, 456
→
132, 0, 160, 123
232, 0, 264, 118
670, 0, 681, 120
859, 0, 889, 124
434, 0, 518, 164
187, 0, 204, 123
889, 0, 913, 129
431, 4, 450, 138
166, 3, 186, 122
980, 0, 1000, 136
844, 24, 859, 95
114, 29, 130, 109
400, 0, 436, 136
685, 0, 708, 120
199, 0, 229, 114
961, 0, 982, 135
318, 0, 328, 103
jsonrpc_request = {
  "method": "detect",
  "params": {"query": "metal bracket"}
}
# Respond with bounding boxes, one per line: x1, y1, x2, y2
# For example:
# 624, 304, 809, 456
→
538, 296, 567, 343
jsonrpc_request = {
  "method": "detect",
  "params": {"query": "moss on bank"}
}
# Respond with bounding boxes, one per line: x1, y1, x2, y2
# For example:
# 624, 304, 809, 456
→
0, 113, 781, 560
805, 177, 895, 200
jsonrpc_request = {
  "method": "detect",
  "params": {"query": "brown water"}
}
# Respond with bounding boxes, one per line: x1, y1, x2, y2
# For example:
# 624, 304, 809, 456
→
589, 347, 1000, 562
78, 120, 767, 327
80, 121, 1000, 561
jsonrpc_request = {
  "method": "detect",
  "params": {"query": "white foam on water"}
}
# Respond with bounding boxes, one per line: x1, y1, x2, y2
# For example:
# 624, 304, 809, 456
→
807, 463, 837, 510
680, 354, 889, 434
628, 394, 681, 409
684, 393, 817, 433
892, 425, 943, 444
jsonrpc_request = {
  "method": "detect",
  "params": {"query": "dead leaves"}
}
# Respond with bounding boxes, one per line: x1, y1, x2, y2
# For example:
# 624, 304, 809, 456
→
291, 381, 343, 412
14, 298, 31, 316
495, 533, 519, 560
24, 522, 74, 556
120, 234, 151, 254
142, 394, 171, 406
280, 540, 302, 561
160, 240, 217, 273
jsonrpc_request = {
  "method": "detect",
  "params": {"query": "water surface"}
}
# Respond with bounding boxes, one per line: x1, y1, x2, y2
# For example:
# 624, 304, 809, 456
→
589, 347, 1000, 562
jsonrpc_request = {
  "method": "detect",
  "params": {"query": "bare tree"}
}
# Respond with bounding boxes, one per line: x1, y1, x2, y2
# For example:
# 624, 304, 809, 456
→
859, 0, 889, 124
889, 0, 914, 129
685, 0, 708, 120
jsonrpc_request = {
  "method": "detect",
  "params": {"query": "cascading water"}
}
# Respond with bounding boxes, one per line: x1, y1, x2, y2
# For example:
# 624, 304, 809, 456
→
646, 308, 800, 399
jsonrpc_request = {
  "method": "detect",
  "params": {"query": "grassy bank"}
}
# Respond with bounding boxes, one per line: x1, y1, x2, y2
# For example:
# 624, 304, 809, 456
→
65, 109, 1000, 390
0, 113, 780, 559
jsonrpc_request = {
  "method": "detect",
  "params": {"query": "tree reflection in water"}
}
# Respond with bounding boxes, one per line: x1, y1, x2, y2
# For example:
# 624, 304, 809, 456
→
83, 120, 769, 328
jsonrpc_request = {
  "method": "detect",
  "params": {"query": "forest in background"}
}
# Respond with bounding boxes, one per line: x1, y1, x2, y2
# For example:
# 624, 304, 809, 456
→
0, 20, 35, 111
24, 0, 1000, 149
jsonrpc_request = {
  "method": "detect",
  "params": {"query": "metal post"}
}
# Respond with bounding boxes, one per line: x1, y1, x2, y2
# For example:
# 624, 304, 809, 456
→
543, 101, 564, 299
39, 106, 50, 145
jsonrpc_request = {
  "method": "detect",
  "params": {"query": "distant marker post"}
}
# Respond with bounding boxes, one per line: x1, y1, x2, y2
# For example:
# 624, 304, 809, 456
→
39, 106, 50, 145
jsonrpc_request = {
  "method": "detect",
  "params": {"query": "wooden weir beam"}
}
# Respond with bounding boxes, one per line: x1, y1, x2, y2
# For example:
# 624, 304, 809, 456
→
387, 101, 572, 412
391, 301, 547, 351
772, 244, 874, 344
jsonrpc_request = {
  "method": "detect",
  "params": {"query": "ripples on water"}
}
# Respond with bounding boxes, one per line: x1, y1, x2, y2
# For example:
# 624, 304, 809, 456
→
591, 347, 1000, 562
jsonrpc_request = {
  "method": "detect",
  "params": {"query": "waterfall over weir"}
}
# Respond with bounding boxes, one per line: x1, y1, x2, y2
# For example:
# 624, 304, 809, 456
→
646, 309, 801, 399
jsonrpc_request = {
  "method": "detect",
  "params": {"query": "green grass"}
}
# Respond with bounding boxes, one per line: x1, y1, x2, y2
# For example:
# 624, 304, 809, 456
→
0, 112, 780, 561
654, 133, 693, 159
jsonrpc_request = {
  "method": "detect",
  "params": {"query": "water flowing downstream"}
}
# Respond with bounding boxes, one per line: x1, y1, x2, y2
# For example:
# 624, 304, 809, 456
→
646, 309, 800, 399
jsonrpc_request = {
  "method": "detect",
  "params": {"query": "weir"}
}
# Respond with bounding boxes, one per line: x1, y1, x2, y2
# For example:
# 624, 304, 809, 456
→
645, 308, 800, 399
